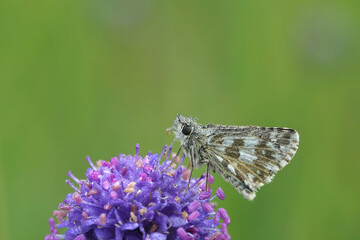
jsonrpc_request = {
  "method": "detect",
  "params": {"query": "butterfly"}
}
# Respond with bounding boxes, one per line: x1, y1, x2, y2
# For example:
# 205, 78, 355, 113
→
166, 114, 299, 200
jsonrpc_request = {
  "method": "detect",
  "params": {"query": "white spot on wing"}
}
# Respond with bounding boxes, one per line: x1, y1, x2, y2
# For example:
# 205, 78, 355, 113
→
267, 163, 280, 172
280, 145, 290, 152
240, 152, 257, 163
223, 139, 234, 147
244, 139, 259, 148
289, 149, 297, 155
216, 155, 223, 162
291, 132, 299, 141
216, 146, 226, 152
227, 164, 236, 175
280, 160, 288, 167
266, 142, 276, 149
248, 173, 254, 181
265, 176, 273, 183
273, 153, 282, 162
246, 149, 255, 154
244, 180, 250, 186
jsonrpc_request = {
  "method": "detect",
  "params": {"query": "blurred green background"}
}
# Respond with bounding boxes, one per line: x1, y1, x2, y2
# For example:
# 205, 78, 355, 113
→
1, 0, 360, 239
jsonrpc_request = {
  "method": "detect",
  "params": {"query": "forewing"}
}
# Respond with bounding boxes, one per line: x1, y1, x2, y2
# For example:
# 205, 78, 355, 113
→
203, 125, 299, 200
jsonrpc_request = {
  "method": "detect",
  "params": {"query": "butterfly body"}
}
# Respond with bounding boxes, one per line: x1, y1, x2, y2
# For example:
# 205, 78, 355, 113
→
170, 114, 299, 200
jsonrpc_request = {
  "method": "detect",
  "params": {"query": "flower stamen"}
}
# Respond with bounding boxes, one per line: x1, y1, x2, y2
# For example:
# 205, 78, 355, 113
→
181, 211, 188, 219
130, 212, 138, 222
99, 213, 107, 226
124, 182, 136, 193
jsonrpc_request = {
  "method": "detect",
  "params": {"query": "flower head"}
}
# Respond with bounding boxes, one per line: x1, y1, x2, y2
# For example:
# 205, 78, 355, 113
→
45, 145, 231, 240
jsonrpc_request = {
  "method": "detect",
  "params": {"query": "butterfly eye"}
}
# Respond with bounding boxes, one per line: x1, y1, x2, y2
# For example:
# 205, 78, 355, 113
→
182, 124, 192, 135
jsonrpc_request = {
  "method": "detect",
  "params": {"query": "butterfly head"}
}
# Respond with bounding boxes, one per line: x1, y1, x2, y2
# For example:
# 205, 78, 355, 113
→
167, 114, 198, 143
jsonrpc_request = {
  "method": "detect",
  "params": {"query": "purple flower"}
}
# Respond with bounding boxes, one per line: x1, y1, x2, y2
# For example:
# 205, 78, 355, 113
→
45, 145, 231, 240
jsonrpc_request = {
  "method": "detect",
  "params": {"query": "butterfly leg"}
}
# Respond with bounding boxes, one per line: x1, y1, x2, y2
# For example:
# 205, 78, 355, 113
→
205, 163, 210, 192
185, 162, 194, 194
184, 147, 195, 194
161, 145, 182, 173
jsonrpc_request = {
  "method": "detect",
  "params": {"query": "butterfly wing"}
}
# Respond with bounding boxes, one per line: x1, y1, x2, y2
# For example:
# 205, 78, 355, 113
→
201, 125, 299, 200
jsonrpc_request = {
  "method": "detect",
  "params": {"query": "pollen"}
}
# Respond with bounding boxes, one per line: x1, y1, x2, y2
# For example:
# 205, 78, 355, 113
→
88, 189, 99, 195
149, 222, 158, 233
99, 213, 107, 226
124, 182, 136, 193
181, 211, 188, 219
112, 181, 121, 191
136, 159, 143, 168
130, 212, 138, 222
72, 192, 82, 204
103, 203, 112, 210
166, 170, 175, 177
139, 208, 147, 216
96, 160, 102, 168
